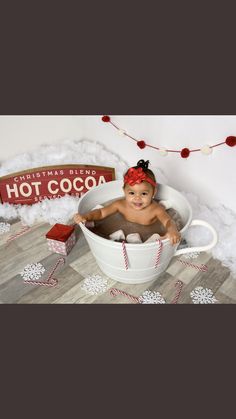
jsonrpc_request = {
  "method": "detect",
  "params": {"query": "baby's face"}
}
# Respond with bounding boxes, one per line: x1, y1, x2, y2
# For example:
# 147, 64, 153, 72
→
124, 182, 154, 211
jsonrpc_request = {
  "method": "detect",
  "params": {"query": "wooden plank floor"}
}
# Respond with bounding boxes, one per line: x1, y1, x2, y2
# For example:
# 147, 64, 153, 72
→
0, 218, 235, 304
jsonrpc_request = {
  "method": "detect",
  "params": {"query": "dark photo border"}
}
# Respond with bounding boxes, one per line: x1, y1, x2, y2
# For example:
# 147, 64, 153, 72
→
1, 3, 236, 416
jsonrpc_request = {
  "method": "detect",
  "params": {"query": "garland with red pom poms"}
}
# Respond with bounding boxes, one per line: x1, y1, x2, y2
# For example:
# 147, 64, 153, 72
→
101, 115, 236, 158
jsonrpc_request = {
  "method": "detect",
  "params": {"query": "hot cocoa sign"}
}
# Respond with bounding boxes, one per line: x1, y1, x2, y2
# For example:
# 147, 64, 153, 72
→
0, 165, 116, 205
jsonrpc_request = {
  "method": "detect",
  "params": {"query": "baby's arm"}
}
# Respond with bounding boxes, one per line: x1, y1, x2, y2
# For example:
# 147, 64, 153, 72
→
155, 205, 181, 245
73, 200, 120, 224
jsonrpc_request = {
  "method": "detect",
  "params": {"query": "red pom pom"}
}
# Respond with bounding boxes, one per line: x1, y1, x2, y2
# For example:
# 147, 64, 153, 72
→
225, 136, 236, 147
102, 115, 110, 122
137, 140, 146, 149
181, 148, 190, 158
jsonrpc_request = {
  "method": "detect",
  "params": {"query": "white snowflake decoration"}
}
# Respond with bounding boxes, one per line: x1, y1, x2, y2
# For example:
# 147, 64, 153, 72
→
81, 275, 108, 295
0, 222, 11, 234
183, 251, 200, 259
20, 263, 46, 281
190, 286, 218, 304
139, 290, 166, 304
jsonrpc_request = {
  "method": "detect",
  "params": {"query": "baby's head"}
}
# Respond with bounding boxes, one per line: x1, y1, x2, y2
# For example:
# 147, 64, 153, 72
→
123, 160, 157, 211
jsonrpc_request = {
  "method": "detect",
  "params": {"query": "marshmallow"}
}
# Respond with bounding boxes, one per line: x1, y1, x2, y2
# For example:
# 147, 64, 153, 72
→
109, 230, 126, 241
85, 221, 95, 228
126, 233, 142, 244
145, 233, 161, 243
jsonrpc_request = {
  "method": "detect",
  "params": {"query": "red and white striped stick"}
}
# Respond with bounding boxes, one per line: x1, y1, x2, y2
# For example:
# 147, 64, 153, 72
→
6, 222, 46, 246
6, 225, 31, 246
178, 259, 208, 271
155, 239, 163, 268
110, 287, 140, 303
171, 280, 184, 304
24, 257, 65, 287
46, 257, 65, 283
110, 284, 183, 304
24, 278, 58, 287
110, 281, 183, 304
122, 240, 129, 270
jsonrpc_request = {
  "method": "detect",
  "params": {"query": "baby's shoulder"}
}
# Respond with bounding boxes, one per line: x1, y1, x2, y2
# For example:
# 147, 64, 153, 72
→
109, 198, 125, 209
152, 201, 167, 213
115, 198, 126, 208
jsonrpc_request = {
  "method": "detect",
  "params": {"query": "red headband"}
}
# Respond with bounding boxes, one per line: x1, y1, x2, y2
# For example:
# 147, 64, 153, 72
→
124, 167, 157, 187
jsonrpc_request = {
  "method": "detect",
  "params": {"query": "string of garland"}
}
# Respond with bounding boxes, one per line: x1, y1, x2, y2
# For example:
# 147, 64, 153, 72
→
101, 115, 236, 158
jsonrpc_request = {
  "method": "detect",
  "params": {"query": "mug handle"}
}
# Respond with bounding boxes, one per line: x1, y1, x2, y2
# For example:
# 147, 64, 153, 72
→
174, 219, 218, 257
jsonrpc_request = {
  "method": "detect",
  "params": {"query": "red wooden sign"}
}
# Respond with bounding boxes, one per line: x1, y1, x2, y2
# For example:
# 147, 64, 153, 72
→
0, 165, 116, 205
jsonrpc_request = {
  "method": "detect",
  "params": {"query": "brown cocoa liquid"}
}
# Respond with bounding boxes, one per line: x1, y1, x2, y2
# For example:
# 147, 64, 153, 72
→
88, 199, 183, 242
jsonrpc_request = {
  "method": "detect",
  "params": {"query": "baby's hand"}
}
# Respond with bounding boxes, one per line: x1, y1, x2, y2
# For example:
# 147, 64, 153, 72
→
73, 213, 87, 224
161, 231, 181, 246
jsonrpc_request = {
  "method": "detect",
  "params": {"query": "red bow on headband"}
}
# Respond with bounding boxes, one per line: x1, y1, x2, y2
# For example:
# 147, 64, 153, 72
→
124, 167, 156, 187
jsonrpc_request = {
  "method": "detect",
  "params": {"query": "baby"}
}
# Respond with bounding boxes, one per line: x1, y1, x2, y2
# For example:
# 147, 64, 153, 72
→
73, 160, 181, 245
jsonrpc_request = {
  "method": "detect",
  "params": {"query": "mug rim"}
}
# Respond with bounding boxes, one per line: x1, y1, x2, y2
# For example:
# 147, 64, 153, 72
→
78, 179, 192, 246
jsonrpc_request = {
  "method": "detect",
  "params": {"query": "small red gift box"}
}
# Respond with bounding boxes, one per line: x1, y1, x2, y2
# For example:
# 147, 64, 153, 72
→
46, 223, 76, 255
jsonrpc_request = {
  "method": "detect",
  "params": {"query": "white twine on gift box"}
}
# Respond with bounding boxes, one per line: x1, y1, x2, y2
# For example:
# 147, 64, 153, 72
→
23, 257, 65, 287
